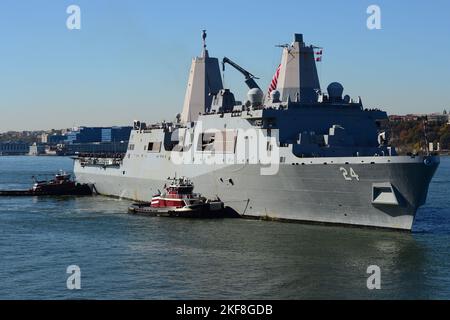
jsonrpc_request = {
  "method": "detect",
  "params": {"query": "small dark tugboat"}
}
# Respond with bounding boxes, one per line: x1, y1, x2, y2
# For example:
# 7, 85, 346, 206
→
128, 177, 230, 218
0, 171, 92, 196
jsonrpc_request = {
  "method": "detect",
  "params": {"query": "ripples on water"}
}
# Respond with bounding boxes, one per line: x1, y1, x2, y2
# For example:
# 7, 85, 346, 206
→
0, 156, 449, 299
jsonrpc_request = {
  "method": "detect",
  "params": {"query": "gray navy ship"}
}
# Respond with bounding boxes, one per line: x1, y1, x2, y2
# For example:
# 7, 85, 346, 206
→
74, 32, 439, 231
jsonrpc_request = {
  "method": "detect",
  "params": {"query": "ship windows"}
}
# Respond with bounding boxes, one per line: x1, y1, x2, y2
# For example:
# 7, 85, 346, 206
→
147, 142, 161, 153
198, 132, 215, 151
128, 144, 135, 151
197, 130, 237, 153
163, 130, 184, 152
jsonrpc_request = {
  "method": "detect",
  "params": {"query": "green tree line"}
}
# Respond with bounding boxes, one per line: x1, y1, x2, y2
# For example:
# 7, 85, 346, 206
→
386, 119, 450, 154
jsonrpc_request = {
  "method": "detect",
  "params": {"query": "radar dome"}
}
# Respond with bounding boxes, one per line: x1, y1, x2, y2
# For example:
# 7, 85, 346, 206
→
247, 88, 264, 106
270, 90, 281, 103
327, 82, 344, 99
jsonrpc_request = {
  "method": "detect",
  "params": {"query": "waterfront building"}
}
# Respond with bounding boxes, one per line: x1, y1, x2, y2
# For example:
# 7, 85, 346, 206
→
0, 142, 30, 155
65, 126, 132, 144
427, 113, 449, 124
47, 134, 67, 145
58, 141, 129, 155
28, 143, 46, 156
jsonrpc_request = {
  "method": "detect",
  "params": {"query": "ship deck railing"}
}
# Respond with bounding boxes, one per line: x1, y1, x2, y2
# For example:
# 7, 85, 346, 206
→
76, 154, 124, 168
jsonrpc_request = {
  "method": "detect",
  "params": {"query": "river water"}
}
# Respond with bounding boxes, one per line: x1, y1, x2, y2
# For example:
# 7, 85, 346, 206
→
0, 156, 449, 299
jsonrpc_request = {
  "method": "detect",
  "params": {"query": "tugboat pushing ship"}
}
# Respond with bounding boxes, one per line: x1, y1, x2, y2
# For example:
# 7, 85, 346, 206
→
74, 32, 439, 231
128, 176, 227, 218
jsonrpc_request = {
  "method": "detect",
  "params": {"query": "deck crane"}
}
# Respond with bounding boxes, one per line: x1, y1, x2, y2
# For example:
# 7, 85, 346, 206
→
222, 57, 261, 90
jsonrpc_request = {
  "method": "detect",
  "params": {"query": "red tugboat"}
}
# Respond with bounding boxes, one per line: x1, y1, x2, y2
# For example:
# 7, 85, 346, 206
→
128, 177, 228, 218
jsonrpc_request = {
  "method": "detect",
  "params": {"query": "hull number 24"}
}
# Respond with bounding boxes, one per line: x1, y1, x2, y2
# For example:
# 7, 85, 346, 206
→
340, 167, 360, 181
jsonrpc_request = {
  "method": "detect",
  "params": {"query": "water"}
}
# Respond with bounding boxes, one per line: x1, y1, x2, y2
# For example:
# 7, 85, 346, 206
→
0, 156, 449, 299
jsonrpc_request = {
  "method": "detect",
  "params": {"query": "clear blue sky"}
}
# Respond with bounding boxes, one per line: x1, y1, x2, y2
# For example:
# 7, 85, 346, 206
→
0, 0, 449, 131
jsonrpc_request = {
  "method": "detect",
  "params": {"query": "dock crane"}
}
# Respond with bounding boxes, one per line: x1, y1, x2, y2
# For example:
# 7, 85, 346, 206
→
222, 57, 261, 90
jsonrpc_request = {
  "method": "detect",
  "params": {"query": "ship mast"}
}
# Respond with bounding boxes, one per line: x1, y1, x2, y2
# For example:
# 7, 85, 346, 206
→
180, 30, 223, 123
202, 29, 207, 57
276, 34, 321, 104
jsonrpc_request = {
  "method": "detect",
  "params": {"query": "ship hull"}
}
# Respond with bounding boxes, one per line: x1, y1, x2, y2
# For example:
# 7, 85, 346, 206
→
74, 156, 439, 231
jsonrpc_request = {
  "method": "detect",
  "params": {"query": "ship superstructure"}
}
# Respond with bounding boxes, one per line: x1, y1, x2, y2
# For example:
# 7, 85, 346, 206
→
74, 32, 439, 230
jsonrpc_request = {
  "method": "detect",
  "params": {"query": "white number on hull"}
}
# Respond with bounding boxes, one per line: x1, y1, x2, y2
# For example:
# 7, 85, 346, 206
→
340, 167, 360, 181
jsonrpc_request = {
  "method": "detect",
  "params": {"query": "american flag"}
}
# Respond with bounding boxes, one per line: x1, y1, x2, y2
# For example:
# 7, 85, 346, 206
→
315, 49, 323, 62
267, 64, 281, 95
